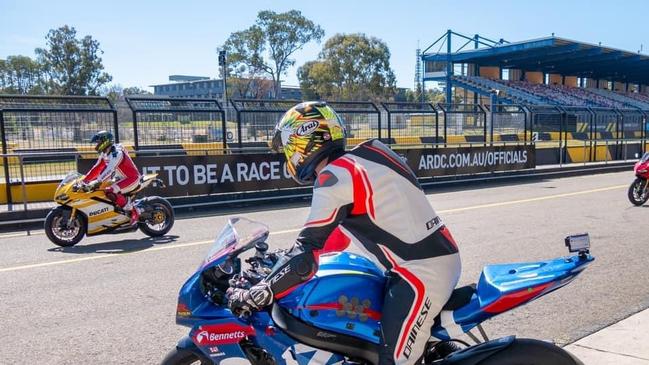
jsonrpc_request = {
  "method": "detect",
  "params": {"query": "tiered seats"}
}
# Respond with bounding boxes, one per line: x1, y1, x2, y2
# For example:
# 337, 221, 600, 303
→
452, 76, 546, 105
621, 92, 649, 108
587, 88, 648, 109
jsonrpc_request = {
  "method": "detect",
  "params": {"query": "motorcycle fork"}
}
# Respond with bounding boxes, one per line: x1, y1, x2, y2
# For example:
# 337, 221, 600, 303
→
68, 207, 78, 226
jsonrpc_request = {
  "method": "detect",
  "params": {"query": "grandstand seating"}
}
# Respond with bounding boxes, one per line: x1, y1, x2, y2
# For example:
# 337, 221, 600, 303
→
621, 92, 649, 108
454, 75, 649, 109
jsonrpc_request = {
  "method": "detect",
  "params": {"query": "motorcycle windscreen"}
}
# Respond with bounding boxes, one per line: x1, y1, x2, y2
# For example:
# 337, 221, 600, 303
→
201, 217, 269, 269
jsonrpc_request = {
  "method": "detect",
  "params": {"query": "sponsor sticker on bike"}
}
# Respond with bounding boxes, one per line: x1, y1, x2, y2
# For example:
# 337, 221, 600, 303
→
193, 323, 255, 345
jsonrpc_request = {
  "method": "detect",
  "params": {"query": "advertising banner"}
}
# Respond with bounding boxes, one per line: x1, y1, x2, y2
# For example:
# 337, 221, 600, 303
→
77, 145, 535, 197
77, 153, 300, 197
404, 145, 535, 177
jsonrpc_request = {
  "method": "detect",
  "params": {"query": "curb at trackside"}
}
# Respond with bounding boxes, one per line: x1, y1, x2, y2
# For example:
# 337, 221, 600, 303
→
564, 307, 649, 364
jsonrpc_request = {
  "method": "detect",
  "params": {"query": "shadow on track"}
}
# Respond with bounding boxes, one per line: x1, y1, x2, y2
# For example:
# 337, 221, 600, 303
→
47, 235, 179, 254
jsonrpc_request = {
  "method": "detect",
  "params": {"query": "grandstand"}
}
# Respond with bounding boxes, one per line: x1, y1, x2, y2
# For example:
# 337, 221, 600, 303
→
422, 30, 649, 109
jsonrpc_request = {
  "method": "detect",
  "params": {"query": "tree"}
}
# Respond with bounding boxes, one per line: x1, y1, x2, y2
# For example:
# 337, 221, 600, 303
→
298, 33, 396, 101
0, 55, 44, 94
36, 25, 112, 95
224, 10, 324, 98
101, 84, 150, 102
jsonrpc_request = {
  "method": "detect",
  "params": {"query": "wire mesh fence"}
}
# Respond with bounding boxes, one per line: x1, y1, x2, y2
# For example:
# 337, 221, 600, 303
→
230, 99, 298, 149
0, 95, 116, 151
126, 97, 225, 150
437, 104, 487, 143
381, 102, 438, 143
0, 95, 645, 156
485, 104, 528, 142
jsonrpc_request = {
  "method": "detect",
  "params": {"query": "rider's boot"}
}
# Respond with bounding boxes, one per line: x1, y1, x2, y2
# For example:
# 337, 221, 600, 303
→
123, 198, 140, 225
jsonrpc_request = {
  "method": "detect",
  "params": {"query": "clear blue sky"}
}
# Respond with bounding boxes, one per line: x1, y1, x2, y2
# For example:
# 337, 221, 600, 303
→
2, 0, 648, 91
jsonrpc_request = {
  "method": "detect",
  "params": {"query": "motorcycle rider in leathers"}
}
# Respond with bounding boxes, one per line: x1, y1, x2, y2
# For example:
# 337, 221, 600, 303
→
82, 131, 142, 225
228, 102, 462, 365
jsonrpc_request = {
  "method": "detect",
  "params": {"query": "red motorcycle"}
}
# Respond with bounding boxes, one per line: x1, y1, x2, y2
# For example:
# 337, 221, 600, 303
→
628, 152, 649, 205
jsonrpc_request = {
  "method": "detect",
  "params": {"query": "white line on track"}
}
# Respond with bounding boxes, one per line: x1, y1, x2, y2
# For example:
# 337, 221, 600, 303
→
0, 184, 626, 273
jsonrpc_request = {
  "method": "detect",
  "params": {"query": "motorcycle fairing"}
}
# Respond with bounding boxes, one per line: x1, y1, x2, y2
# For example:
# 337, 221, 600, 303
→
277, 252, 386, 344
176, 271, 232, 327
188, 318, 255, 362
431, 254, 594, 340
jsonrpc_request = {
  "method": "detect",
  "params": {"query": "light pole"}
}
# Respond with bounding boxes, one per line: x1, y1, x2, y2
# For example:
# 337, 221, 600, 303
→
218, 48, 228, 134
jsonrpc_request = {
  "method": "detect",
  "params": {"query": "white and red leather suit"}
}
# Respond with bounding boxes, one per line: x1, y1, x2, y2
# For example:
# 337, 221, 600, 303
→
256, 139, 462, 365
83, 144, 140, 209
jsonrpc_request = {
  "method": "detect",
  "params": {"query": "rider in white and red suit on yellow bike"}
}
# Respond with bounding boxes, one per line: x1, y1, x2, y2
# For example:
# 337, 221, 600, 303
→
83, 131, 141, 225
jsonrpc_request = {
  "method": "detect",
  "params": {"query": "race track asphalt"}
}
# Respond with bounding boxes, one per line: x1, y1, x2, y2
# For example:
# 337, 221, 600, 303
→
0, 171, 647, 364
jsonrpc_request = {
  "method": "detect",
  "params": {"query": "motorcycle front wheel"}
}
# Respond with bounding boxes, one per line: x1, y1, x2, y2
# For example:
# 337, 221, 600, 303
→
138, 197, 174, 237
627, 177, 649, 206
478, 338, 582, 365
44, 206, 86, 247
161, 348, 211, 365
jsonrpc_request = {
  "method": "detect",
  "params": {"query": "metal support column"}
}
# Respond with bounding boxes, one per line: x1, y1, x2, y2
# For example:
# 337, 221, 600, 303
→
0, 112, 11, 205
445, 30, 453, 104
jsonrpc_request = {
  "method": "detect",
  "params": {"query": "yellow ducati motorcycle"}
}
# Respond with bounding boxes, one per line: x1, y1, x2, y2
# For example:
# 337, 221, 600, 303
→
44, 172, 174, 247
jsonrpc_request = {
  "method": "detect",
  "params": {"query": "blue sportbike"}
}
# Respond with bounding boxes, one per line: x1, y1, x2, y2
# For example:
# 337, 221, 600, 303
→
163, 218, 592, 365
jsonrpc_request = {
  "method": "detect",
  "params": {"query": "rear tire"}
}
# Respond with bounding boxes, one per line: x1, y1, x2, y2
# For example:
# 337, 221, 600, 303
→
161, 348, 210, 365
478, 338, 583, 365
44, 206, 86, 247
138, 197, 174, 237
628, 178, 649, 206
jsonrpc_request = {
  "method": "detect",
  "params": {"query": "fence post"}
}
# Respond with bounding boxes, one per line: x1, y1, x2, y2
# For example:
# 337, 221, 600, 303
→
18, 155, 27, 213
432, 103, 439, 148
386, 109, 391, 144
236, 109, 242, 149
112, 109, 120, 144
132, 113, 139, 151
106, 97, 119, 144
523, 106, 528, 144
0, 111, 11, 205
220, 109, 227, 152
377, 106, 382, 141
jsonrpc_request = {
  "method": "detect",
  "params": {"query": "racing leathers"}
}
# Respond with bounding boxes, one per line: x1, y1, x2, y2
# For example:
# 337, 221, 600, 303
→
83, 144, 141, 215
236, 139, 461, 365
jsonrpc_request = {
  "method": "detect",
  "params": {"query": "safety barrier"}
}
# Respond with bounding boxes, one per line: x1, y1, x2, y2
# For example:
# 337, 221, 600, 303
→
1, 138, 645, 207
1, 95, 647, 204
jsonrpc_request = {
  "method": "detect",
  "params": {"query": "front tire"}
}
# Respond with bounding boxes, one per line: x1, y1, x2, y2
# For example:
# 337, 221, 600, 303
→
138, 197, 174, 237
478, 338, 583, 365
161, 348, 210, 365
628, 178, 649, 206
44, 206, 86, 247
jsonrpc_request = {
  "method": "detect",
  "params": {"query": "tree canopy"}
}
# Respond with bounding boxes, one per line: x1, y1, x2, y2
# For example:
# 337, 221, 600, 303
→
35, 25, 112, 95
0, 55, 44, 94
224, 10, 324, 98
298, 33, 396, 101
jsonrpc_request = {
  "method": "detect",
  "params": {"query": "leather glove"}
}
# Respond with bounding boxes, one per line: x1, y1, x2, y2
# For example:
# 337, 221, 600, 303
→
227, 282, 273, 317
78, 182, 92, 192
88, 180, 101, 191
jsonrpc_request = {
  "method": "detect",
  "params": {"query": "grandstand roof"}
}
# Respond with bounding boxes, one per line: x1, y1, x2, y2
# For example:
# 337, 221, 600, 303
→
423, 36, 649, 85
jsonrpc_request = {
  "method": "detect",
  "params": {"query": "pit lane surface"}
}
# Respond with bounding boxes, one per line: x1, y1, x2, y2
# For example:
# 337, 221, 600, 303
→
0, 171, 647, 364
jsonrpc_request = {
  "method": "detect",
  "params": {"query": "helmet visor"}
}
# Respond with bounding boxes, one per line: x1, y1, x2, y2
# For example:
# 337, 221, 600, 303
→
271, 128, 292, 153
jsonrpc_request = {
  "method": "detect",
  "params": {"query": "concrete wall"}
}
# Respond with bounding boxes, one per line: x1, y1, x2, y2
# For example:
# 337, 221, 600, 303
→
564, 76, 578, 87
548, 74, 562, 85
479, 66, 500, 79
525, 72, 544, 84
